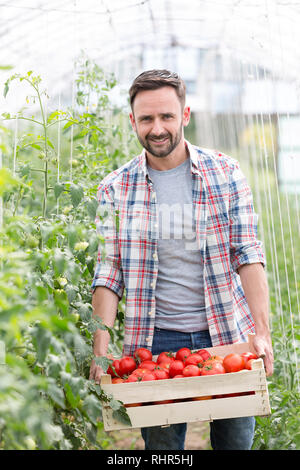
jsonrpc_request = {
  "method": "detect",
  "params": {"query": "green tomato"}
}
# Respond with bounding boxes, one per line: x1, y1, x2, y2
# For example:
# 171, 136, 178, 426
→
24, 436, 36, 450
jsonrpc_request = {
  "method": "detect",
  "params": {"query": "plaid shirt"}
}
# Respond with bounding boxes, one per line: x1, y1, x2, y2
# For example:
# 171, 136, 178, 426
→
92, 140, 266, 356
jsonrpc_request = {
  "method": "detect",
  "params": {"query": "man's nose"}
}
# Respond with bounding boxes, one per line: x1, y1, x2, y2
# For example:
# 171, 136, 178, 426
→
151, 119, 165, 136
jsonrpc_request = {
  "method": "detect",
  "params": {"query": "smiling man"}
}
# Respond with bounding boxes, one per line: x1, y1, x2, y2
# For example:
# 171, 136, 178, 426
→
89, 69, 274, 450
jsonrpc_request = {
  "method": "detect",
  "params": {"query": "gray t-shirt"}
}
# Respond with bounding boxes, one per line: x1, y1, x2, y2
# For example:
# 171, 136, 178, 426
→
147, 157, 208, 332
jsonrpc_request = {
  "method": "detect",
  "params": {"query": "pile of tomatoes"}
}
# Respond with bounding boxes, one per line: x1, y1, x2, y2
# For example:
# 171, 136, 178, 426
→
107, 346, 258, 384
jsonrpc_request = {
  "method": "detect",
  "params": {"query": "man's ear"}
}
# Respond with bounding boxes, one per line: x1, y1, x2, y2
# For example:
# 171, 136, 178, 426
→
129, 112, 137, 132
182, 106, 191, 127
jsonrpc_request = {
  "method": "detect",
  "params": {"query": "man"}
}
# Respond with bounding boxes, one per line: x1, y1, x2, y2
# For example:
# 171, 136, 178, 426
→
89, 69, 274, 450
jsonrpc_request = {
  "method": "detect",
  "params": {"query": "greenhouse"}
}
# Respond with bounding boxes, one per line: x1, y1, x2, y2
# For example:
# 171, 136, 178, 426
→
0, 0, 299, 451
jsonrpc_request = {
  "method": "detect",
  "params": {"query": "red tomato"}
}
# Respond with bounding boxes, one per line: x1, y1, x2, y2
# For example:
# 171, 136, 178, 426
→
141, 372, 156, 381
119, 356, 137, 377
156, 362, 171, 372
245, 359, 256, 370
184, 353, 204, 367
205, 355, 224, 364
223, 354, 245, 373
124, 374, 140, 383
182, 364, 201, 377
153, 369, 169, 380
157, 352, 175, 364
172, 374, 185, 378
241, 352, 258, 366
112, 377, 124, 384
131, 368, 148, 378
196, 349, 211, 361
139, 360, 157, 371
175, 347, 192, 363
107, 359, 121, 377
169, 360, 185, 378
134, 347, 152, 364
201, 362, 226, 376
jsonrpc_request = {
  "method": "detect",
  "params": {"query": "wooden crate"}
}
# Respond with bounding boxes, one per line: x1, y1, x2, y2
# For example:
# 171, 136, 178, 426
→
100, 335, 271, 431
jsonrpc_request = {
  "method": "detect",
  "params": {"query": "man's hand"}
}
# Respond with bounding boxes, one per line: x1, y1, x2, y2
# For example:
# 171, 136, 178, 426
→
89, 352, 114, 384
89, 358, 105, 385
237, 263, 274, 376
251, 333, 274, 376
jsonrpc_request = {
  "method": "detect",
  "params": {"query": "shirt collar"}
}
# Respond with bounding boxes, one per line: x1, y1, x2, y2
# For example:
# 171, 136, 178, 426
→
138, 139, 200, 181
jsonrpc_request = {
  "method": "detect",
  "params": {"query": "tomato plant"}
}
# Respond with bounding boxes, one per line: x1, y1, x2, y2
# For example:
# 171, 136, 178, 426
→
0, 60, 135, 450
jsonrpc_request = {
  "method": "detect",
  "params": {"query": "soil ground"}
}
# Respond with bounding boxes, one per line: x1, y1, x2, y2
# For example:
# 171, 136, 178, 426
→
105, 421, 211, 450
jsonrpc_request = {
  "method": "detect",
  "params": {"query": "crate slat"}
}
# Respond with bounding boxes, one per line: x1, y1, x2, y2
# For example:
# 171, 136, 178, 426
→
103, 393, 271, 431
101, 360, 266, 404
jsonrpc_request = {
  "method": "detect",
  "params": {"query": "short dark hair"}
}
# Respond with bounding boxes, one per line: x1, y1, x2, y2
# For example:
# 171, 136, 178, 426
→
129, 69, 186, 110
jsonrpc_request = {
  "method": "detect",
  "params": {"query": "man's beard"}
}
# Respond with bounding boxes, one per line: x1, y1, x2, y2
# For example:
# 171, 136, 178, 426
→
136, 123, 183, 158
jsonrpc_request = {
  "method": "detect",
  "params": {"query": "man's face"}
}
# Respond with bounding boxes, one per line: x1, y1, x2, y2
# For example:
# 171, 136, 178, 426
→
129, 86, 190, 158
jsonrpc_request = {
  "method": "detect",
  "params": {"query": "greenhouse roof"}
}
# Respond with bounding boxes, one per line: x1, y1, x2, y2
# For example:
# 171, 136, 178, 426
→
1, 0, 300, 110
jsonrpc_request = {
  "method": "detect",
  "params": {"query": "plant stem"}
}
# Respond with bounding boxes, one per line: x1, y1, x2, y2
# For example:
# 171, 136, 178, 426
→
33, 82, 48, 220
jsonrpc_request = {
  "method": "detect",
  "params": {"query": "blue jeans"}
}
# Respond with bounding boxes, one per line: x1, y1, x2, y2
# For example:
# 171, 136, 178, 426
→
141, 328, 255, 450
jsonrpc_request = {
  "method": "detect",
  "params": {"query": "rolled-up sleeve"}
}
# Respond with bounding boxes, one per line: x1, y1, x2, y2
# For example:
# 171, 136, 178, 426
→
229, 161, 266, 273
91, 183, 124, 299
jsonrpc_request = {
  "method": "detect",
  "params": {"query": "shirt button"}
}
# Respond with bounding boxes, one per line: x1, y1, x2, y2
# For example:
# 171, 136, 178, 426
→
148, 310, 154, 316
152, 252, 158, 260
150, 281, 156, 288
146, 336, 152, 343
152, 192, 156, 199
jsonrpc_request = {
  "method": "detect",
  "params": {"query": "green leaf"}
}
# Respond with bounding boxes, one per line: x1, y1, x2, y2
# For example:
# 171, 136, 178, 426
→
94, 356, 111, 373
109, 399, 122, 411
70, 184, 84, 207
65, 284, 77, 303
112, 406, 132, 426
54, 182, 65, 199
47, 380, 66, 408
30, 143, 43, 150
60, 372, 84, 408
47, 138, 54, 149
74, 302, 92, 322
31, 325, 52, 364
46, 354, 63, 378
67, 225, 77, 249
4, 82, 9, 98
64, 382, 81, 408
86, 198, 98, 220
53, 248, 66, 276
82, 395, 102, 425
0, 168, 20, 195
